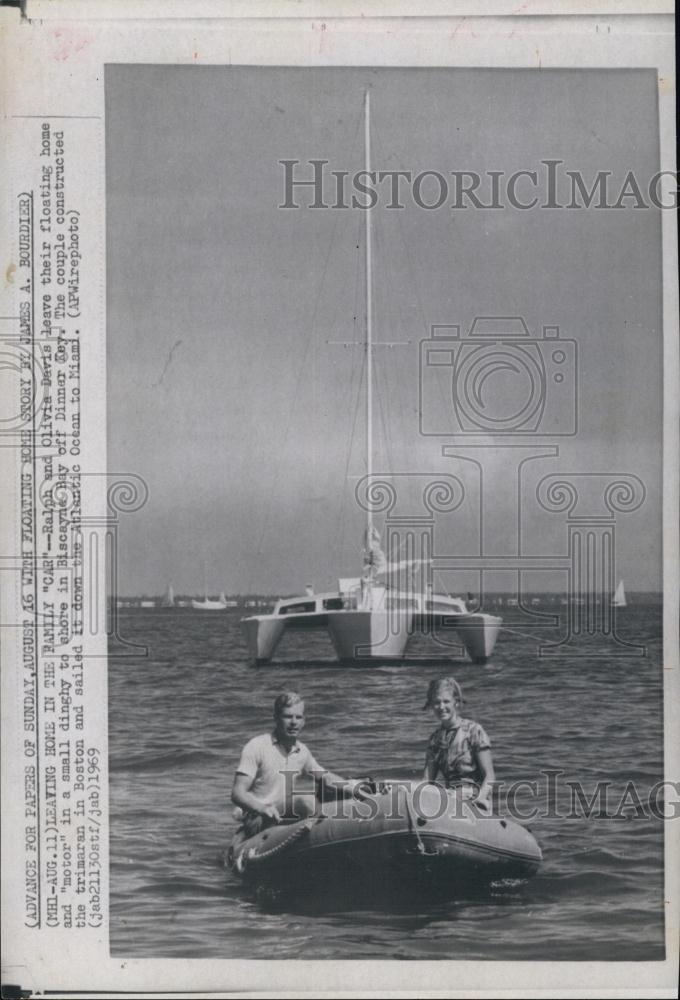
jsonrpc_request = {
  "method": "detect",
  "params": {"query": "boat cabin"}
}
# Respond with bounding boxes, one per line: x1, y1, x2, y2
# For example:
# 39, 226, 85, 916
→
272, 587, 467, 617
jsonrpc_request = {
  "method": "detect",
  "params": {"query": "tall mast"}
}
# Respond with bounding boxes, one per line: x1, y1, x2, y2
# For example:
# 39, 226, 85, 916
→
364, 89, 373, 540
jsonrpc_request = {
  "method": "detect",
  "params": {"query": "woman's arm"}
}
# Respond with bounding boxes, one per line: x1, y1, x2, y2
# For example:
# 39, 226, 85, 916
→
475, 748, 495, 806
422, 757, 438, 783
231, 772, 280, 821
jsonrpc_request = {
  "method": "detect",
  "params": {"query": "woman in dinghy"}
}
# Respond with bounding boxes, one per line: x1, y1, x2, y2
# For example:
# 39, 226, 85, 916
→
422, 677, 495, 810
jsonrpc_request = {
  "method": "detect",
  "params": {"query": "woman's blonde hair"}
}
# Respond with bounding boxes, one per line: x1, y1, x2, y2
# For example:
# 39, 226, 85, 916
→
423, 676, 464, 710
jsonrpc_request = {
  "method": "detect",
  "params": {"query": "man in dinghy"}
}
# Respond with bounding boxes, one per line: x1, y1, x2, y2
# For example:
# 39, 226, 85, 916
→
232, 691, 367, 837
422, 677, 495, 811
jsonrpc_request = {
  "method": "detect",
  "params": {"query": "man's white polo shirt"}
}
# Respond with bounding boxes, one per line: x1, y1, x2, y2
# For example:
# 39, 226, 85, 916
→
235, 732, 322, 811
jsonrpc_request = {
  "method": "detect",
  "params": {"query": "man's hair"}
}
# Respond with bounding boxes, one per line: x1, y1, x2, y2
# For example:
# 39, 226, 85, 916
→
273, 691, 304, 718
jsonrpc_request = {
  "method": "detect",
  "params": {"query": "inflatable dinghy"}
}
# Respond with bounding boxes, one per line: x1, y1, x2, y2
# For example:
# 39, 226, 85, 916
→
228, 783, 541, 903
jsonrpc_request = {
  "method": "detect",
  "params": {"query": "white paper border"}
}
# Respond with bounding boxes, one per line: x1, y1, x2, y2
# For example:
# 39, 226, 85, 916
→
1, 4, 677, 996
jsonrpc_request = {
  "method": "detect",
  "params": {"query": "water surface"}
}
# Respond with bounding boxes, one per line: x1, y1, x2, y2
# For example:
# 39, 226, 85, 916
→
109, 599, 665, 960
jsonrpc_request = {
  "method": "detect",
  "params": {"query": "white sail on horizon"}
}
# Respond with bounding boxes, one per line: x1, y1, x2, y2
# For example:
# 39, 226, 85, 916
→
612, 580, 627, 607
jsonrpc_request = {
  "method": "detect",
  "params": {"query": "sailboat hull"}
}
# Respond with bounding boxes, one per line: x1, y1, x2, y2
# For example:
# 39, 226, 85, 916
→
241, 616, 287, 662
241, 603, 502, 664
326, 609, 413, 660
411, 612, 502, 662
450, 614, 502, 663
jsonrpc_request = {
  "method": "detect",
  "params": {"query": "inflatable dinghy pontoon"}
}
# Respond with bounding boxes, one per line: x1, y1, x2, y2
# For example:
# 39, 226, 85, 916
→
227, 782, 541, 904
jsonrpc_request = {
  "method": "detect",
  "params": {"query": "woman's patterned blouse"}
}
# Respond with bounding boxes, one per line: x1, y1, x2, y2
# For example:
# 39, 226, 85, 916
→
425, 718, 491, 787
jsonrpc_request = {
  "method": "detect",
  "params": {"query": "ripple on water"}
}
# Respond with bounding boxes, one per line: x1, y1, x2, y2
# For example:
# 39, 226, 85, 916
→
109, 604, 665, 960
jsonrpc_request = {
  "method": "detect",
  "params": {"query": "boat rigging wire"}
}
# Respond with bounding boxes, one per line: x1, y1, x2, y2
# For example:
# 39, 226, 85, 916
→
252, 105, 365, 579
330, 209, 368, 577
497, 624, 551, 644
333, 347, 367, 577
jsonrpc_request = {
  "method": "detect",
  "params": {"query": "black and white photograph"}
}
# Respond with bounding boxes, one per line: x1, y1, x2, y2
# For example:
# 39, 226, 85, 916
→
1, 6, 677, 997
106, 64, 668, 961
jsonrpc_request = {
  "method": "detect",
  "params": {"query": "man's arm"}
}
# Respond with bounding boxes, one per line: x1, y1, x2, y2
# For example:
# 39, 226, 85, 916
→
306, 752, 366, 799
320, 769, 364, 797
231, 772, 280, 822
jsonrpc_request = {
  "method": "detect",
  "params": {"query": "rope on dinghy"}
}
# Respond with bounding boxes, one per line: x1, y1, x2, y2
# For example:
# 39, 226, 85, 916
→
403, 786, 438, 857
233, 817, 323, 874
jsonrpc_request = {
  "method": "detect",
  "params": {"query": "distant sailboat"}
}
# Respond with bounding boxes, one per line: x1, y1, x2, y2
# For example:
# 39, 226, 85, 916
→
161, 584, 175, 608
612, 580, 627, 607
192, 591, 227, 610
192, 563, 227, 609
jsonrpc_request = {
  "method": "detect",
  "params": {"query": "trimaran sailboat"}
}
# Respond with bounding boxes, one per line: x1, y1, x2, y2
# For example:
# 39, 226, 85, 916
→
241, 92, 502, 663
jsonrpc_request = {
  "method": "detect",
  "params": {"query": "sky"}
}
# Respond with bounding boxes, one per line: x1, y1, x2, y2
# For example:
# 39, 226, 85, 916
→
106, 66, 662, 596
